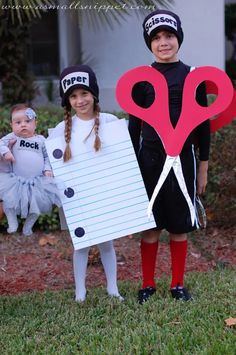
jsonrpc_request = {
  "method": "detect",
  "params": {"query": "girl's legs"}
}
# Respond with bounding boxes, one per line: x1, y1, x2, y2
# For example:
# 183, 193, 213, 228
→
98, 240, 123, 300
22, 213, 39, 236
73, 247, 89, 302
3, 207, 18, 233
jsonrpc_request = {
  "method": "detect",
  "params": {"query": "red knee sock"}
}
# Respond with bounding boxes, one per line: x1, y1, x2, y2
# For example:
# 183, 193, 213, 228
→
170, 239, 188, 288
141, 239, 158, 288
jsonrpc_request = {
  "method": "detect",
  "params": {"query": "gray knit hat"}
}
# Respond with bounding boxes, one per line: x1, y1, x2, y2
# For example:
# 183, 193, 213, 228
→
143, 10, 184, 51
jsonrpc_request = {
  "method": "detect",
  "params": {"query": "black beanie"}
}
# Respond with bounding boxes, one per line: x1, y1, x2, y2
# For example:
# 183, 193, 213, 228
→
60, 64, 99, 107
143, 10, 184, 51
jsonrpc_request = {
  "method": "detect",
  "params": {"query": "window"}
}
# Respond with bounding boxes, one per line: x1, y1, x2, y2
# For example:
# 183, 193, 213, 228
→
28, 10, 59, 77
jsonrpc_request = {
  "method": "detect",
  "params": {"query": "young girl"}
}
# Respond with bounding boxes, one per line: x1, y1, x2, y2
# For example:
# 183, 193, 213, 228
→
0, 104, 61, 236
129, 10, 210, 304
49, 64, 123, 302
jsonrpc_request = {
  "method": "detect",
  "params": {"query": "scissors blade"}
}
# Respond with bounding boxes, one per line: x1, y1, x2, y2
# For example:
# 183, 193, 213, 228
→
147, 155, 177, 218
172, 155, 196, 226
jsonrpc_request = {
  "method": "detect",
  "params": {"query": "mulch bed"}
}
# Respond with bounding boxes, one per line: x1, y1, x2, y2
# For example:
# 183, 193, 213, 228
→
0, 228, 235, 295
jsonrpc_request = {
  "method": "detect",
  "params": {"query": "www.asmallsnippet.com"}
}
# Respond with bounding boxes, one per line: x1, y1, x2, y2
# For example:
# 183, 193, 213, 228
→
1, 1, 155, 12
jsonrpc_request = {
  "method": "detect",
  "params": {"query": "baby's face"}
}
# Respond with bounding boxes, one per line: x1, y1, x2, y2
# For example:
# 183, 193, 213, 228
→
11, 112, 36, 138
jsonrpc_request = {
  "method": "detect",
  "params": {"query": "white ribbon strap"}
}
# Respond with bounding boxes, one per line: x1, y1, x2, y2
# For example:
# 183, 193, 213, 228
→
172, 156, 196, 225
147, 155, 177, 218
147, 155, 196, 226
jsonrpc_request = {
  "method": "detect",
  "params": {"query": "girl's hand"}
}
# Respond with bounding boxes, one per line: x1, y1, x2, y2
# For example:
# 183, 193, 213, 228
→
44, 170, 54, 177
4, 151, 15, 163
197, 161, 208, 195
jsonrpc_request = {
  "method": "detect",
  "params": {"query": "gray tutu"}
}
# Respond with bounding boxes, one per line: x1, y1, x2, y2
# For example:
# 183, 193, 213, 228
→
0, 173, 62, 218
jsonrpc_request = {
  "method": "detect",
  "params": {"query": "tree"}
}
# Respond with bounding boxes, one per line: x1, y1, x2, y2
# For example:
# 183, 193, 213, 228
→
0, 0, 173, 104
0, 0, 173, 24
0, 0, 55, 24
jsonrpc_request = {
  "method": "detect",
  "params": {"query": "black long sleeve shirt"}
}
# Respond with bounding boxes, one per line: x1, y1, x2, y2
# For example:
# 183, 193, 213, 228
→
128, 60, 210, 161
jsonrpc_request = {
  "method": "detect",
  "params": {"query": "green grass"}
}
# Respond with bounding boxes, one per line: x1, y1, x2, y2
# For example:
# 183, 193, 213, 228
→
0, 270, 235, 355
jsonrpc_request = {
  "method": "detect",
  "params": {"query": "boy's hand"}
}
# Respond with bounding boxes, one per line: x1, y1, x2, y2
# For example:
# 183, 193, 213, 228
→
197, 161, 208, 195
44, 170, 54, 177
4, 151, 15, 163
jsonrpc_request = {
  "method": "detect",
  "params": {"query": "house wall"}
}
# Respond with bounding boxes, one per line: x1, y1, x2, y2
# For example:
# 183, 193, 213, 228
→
80, 0, 225, 111
31, 0, 225, 110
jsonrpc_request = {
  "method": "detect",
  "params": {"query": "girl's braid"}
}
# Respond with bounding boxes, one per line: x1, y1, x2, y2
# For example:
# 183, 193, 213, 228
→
63, 106, 72, 162
93, 102, 101, 151
83, 101, 101, 151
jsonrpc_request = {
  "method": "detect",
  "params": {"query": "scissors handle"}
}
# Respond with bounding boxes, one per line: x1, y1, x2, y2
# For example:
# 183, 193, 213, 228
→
116, 66, 173, 137
166, 66, 234, 155
116, 65, 234, 157
206, 80, 236, 133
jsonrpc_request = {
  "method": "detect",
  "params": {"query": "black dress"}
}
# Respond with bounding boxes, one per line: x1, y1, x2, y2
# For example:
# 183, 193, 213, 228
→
128, 60, 210, 233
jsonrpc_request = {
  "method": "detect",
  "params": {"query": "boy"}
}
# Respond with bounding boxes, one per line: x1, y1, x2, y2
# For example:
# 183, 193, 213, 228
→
128, 10, 210, 304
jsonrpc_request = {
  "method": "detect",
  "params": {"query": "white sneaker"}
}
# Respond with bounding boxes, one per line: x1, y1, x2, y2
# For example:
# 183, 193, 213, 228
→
108, 293, 124, 301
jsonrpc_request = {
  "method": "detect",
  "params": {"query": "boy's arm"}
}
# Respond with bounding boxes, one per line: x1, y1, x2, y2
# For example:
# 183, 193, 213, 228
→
197, 160, 208, 194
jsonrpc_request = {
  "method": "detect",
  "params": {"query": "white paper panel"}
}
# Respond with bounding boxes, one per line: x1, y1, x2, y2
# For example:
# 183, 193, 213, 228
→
46, 119, 156, 249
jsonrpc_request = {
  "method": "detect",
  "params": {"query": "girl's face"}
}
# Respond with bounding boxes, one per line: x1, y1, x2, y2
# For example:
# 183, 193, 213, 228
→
11, 112, 36, 138
69, 88, 95, 120
151, 30, 179, 63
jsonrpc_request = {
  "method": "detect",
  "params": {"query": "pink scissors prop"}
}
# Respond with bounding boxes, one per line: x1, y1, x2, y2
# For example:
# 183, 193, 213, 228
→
205, 81, 236, 132
116, 66, 234, 223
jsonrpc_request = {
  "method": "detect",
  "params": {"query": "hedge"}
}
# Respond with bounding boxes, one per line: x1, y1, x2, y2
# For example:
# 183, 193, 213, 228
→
0, 106, 235, 231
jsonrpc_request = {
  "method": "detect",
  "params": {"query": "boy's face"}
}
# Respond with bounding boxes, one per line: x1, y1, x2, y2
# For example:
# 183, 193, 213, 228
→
151, 30, 179, 63
11, 112, 36, 138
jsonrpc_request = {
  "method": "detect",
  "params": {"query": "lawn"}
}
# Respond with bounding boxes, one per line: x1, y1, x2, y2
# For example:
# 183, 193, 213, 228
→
0, 269, 235, 354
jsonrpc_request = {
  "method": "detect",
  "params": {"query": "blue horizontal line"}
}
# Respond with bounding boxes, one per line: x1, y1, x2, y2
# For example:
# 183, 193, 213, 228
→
55, 153, 135, 178
77, 172, 141, 194
63, 166, 138, 185
66, 192, 146, 212
65, 186, 144, 210
72, 221, 155, 246
65, 198, 148, 220
52, 139, 131, 166
67, 204, 146, 225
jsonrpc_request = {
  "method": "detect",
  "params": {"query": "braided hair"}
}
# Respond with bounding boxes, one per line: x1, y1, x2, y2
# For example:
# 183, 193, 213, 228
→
63, 105, 73, 162
91, 100, 101, 151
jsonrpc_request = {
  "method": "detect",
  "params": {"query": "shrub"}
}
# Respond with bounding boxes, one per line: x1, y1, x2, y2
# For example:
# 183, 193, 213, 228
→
0, 106, 235, 230
0, 16, 36, 105
0, 105, 63, 137
205, 120, 236, 227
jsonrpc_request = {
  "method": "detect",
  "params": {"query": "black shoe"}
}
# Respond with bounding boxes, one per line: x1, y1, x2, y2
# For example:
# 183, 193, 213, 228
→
138, 287, 156, 305
170, 285, 193, 301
